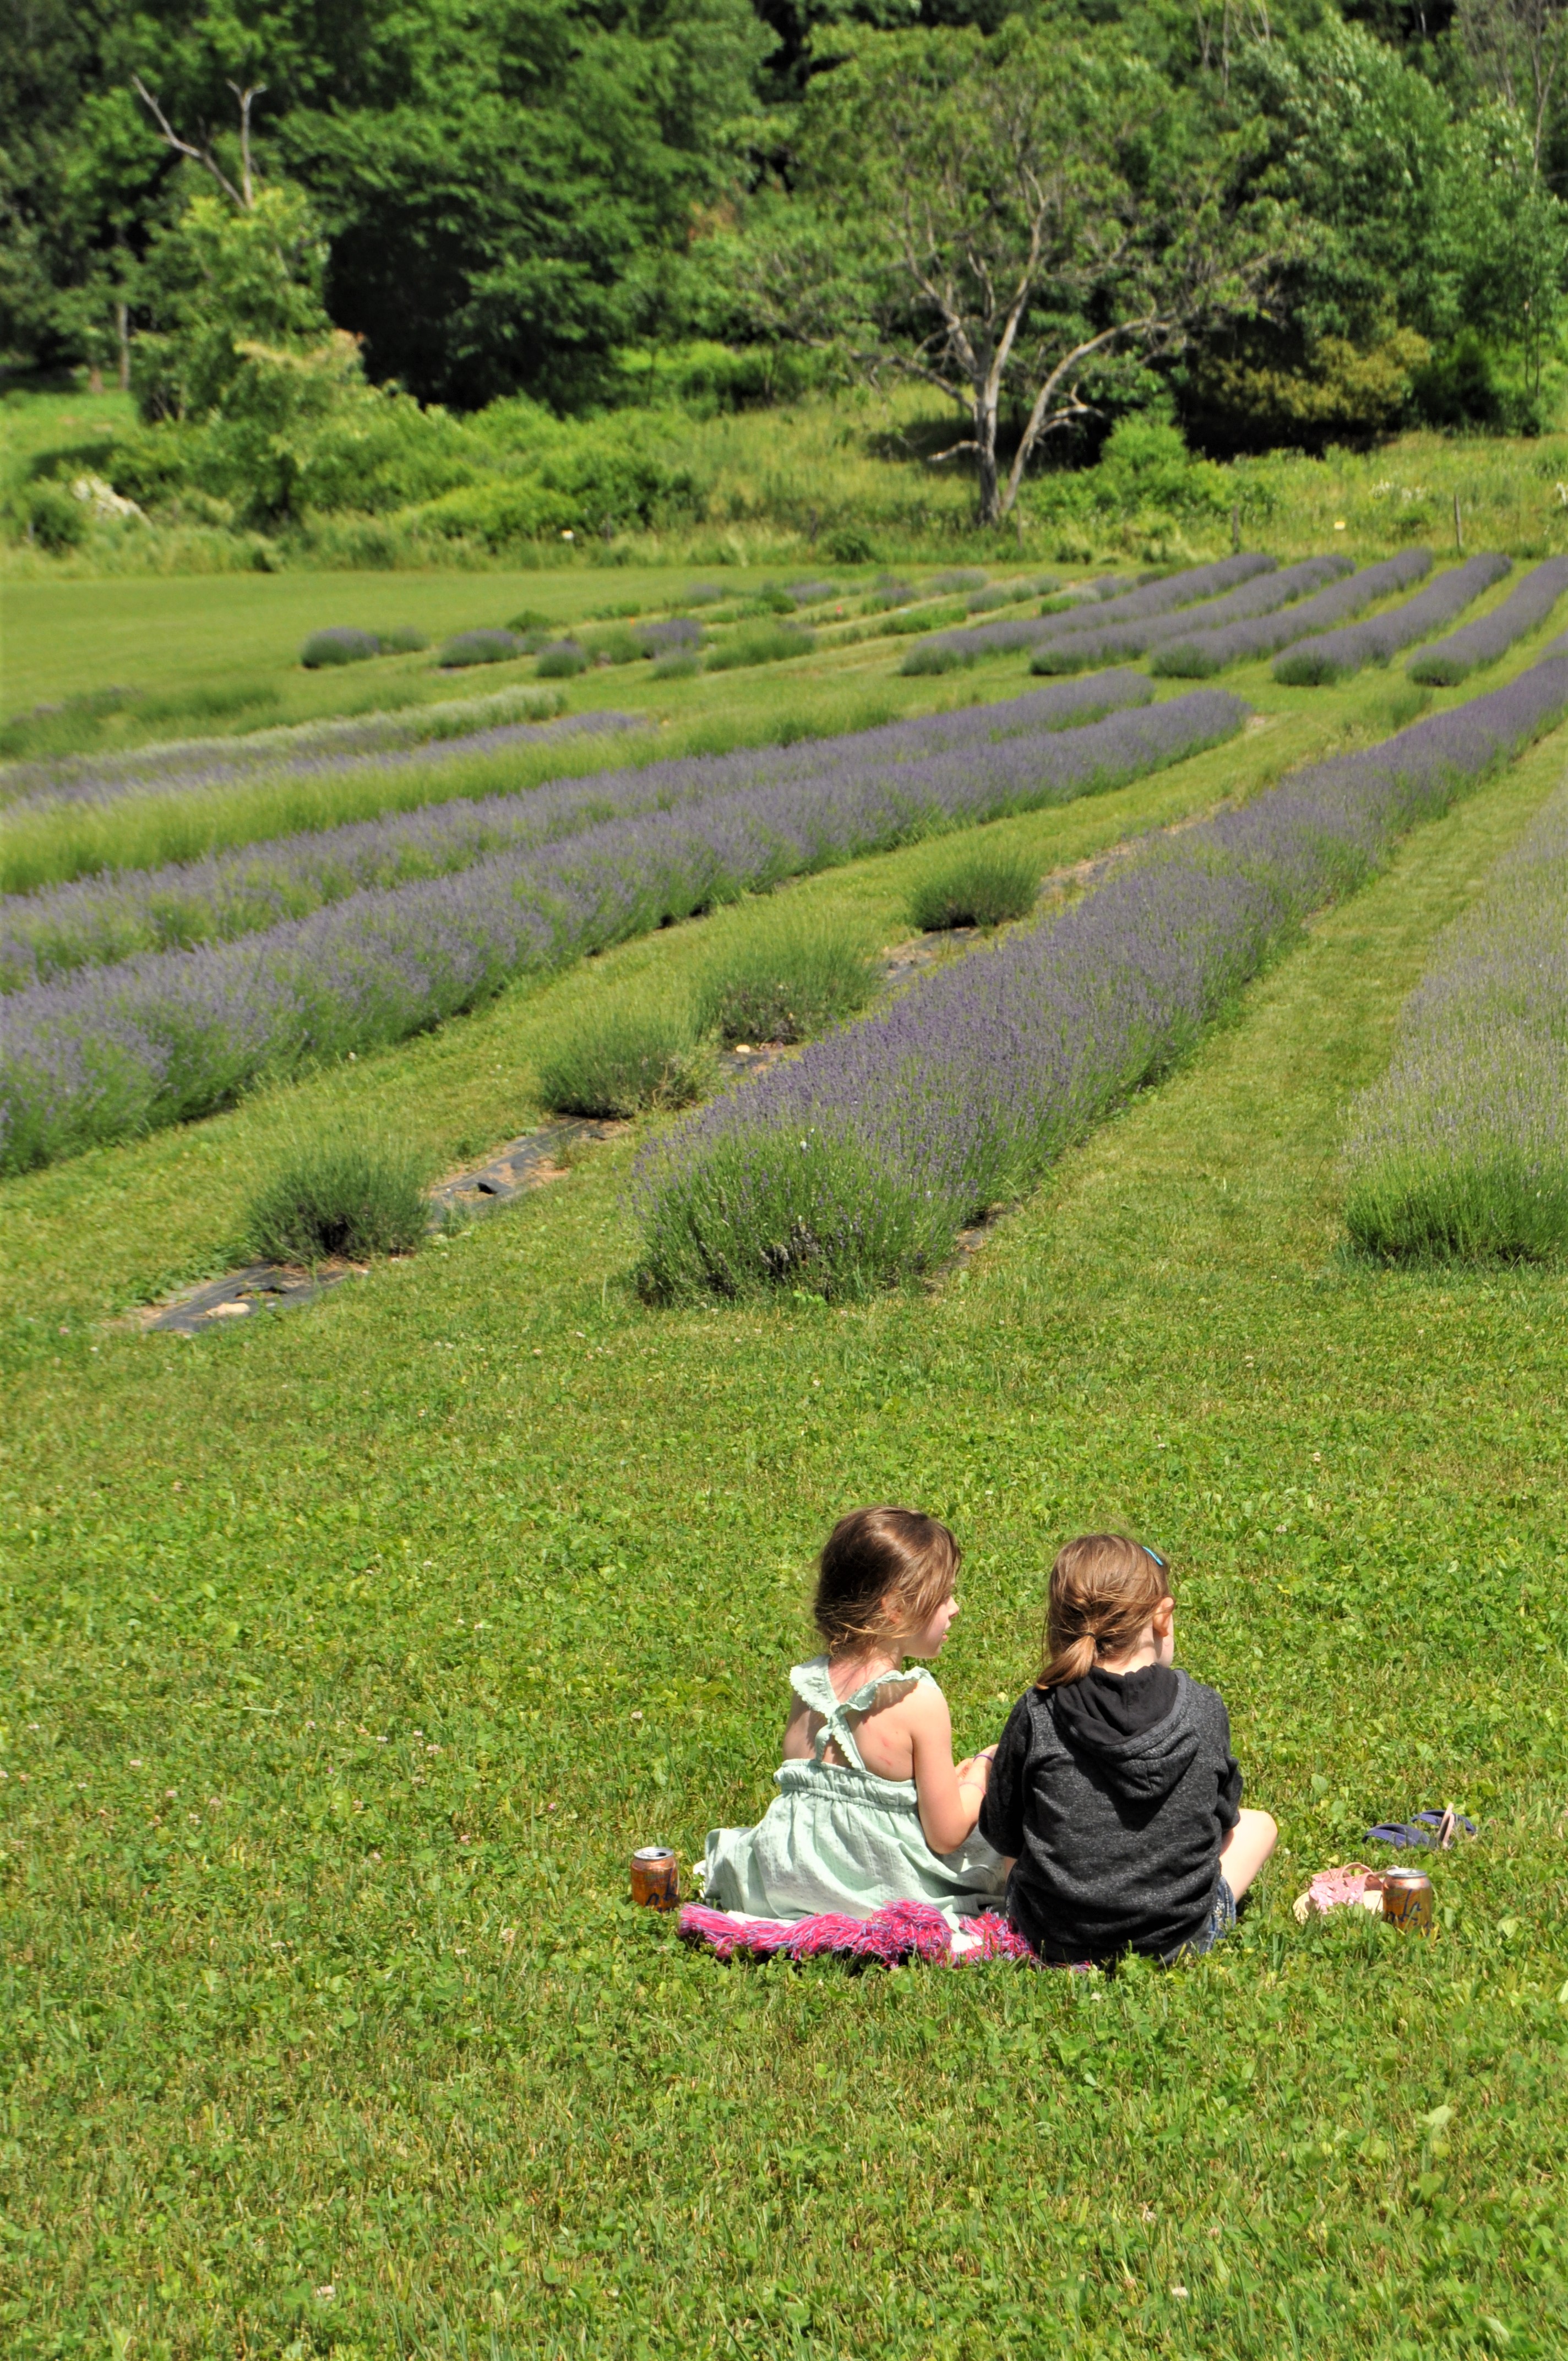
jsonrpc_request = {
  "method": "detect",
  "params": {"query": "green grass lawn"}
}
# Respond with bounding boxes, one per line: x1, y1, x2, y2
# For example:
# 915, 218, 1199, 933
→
2, 658, 1566, 2352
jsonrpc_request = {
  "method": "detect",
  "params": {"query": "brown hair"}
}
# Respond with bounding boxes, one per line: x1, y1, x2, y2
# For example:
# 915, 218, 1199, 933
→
813, 1506, 961, 1652
1037, 1533, 1172, 1690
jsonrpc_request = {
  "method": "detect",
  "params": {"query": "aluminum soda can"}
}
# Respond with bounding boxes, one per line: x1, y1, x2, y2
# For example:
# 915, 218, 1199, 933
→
1381, 1869, 1434, 1935
630, 1846, 679, 1910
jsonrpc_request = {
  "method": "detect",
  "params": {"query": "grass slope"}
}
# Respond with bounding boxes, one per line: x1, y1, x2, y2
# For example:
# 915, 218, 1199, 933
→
1, 710, 1566, 2353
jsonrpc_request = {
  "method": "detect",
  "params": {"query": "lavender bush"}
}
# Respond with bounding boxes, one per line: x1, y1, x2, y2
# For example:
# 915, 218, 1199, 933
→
0, 672, 1159, 989
635, 650, 1568, 1301
301, 629, 380, 668
0, 689, 1246, 1172
1026, 555, 1349, 674
1272, 554, 1510, 684
914, 554, 1273, 663
1342, 765, 1568, 1259
439, 630, 522, 669
1150, 552, 1433, 677
1406, 558, 1568, 685
636, 617, 705, 654
536, 641, 589, 678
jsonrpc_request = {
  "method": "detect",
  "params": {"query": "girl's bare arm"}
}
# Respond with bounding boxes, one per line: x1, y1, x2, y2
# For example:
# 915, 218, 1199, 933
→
906, 1685, 988, 1853
780, 1694, 814, 1763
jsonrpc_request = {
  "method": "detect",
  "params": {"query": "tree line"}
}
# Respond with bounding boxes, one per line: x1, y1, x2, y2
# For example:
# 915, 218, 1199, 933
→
4, 0, 1568, 503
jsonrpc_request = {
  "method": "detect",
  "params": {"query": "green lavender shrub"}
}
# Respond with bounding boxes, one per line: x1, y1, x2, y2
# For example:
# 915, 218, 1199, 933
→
908, 841, 1039, 931
301, 629, 380, 668
695, 914, 879, 1046
439, 629, 521, 668
245, 1132, 434, 1262
536, 641, 589, 678
536, 1007, 714, 1119
705, 622, 815, 671
635, 1126, 944, 1303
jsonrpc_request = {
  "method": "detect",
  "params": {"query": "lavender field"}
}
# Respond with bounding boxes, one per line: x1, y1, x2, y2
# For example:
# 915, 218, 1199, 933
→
1148, 551, 1432, 676
0, 672, 1156, 989
1343, 773, 1568, 1260
637, 647, 1568, 1299
917, 551, 1273, 662
1406, 556, 1568, 686
1023, 553, 1351, 674
0, 686, 1243, 1172
1271, 553, 1510, 684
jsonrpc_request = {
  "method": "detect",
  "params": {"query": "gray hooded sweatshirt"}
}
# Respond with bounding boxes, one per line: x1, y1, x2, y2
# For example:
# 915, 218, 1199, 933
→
979, 1663, 1243, 1963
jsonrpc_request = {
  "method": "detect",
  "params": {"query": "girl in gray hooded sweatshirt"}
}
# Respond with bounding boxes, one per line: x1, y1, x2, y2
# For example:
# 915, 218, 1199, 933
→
979, 1534, 1277, 1964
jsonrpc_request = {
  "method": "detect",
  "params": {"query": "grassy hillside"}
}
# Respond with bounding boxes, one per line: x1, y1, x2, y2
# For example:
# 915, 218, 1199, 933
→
2, 712, 1565, 2354
11, 377, 1568, 584
1, 582, 1566, 2348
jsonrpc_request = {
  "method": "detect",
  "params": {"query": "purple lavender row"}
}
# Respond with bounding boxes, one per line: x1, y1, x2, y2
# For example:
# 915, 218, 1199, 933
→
1, 703, 645, 815
0, 672, 1154, 991
1342, 775, 1568, 1259
0, 690, 1245, 1173
1150, 551, 1433, 676
921, 553, 1275, 659
633, 648, 1568, 1299
1272, 553, 1510, 684
1406, 557, 1568, 686
1027, 554, 1351, 674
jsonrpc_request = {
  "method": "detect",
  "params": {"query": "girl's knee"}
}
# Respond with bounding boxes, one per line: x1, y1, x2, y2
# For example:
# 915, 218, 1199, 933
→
1242, 1808, 1278, 1853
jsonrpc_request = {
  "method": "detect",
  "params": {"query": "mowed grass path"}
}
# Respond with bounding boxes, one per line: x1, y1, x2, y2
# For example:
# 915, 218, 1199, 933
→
3, 732, 1568, 2354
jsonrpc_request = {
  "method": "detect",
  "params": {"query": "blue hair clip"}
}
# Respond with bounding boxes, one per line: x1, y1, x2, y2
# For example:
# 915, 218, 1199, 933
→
1143, 1544, 1166, 1567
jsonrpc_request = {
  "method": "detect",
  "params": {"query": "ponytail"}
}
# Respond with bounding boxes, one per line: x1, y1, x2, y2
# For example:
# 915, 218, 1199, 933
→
1037, 1631, 1099, 1691
1037, 1533, 1170, 1690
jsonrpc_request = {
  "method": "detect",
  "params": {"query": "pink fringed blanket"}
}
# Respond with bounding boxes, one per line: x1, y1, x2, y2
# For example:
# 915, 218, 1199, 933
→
679, 1897, 1043, 1967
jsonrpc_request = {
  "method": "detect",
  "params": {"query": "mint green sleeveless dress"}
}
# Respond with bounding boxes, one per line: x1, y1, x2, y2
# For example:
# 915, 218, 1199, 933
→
702, 1657, 1010, 1925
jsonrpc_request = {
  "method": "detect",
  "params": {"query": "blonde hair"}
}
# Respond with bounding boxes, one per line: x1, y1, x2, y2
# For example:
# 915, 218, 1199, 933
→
814, 1506, 960, 1652
1037, 1533, 1171, 1690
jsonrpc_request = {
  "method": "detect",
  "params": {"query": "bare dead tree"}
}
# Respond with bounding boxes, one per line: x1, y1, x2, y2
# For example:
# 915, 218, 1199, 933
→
739, 32, 1277, 524
131, 75, 268, 208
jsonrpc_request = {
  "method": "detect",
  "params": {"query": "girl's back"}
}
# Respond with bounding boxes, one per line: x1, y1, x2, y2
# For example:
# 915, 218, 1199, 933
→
701, 1505, 1010, 1925
981, 1664, 1240, 1961
705, 1655, 1006, 1924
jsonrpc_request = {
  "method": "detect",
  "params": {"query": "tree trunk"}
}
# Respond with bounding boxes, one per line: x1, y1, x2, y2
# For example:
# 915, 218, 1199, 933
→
973, 393, 1003, 525
116, 301, 131, 391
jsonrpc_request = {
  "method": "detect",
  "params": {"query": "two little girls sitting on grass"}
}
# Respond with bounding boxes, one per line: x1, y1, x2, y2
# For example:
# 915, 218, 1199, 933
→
704, 1507, 1277, 1965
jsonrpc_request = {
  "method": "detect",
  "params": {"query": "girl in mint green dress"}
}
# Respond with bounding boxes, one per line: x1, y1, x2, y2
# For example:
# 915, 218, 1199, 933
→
703, 1507, 1010, 1925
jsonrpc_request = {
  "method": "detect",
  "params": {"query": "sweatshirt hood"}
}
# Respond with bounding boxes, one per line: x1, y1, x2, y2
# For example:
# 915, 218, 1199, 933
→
1048, 1665, 1200, 1804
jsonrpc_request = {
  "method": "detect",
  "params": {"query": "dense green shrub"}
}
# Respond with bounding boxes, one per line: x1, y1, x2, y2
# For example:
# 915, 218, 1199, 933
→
439, 629, 520, 668
695, 916, 879, 1045
536, 641, 589, 677
705, 622, 815, 671
580, 625, 641, 665
22, 480, 88, 553
635, 1127, 941, 1303
1344, 1149, 1568, 1263
301, 628, 381, 667
1272, 646, 1351, 686
246, 1133, 433, 1263
900, 645, 965, 676
536, 1008, 712, 1119
908, 842, 1041, 930
651, 651, 701, 678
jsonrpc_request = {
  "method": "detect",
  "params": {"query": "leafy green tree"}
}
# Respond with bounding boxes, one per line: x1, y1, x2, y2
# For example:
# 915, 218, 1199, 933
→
732, 24, 1282, 521
277, 0, 770, 405
132, 181, 333, 418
